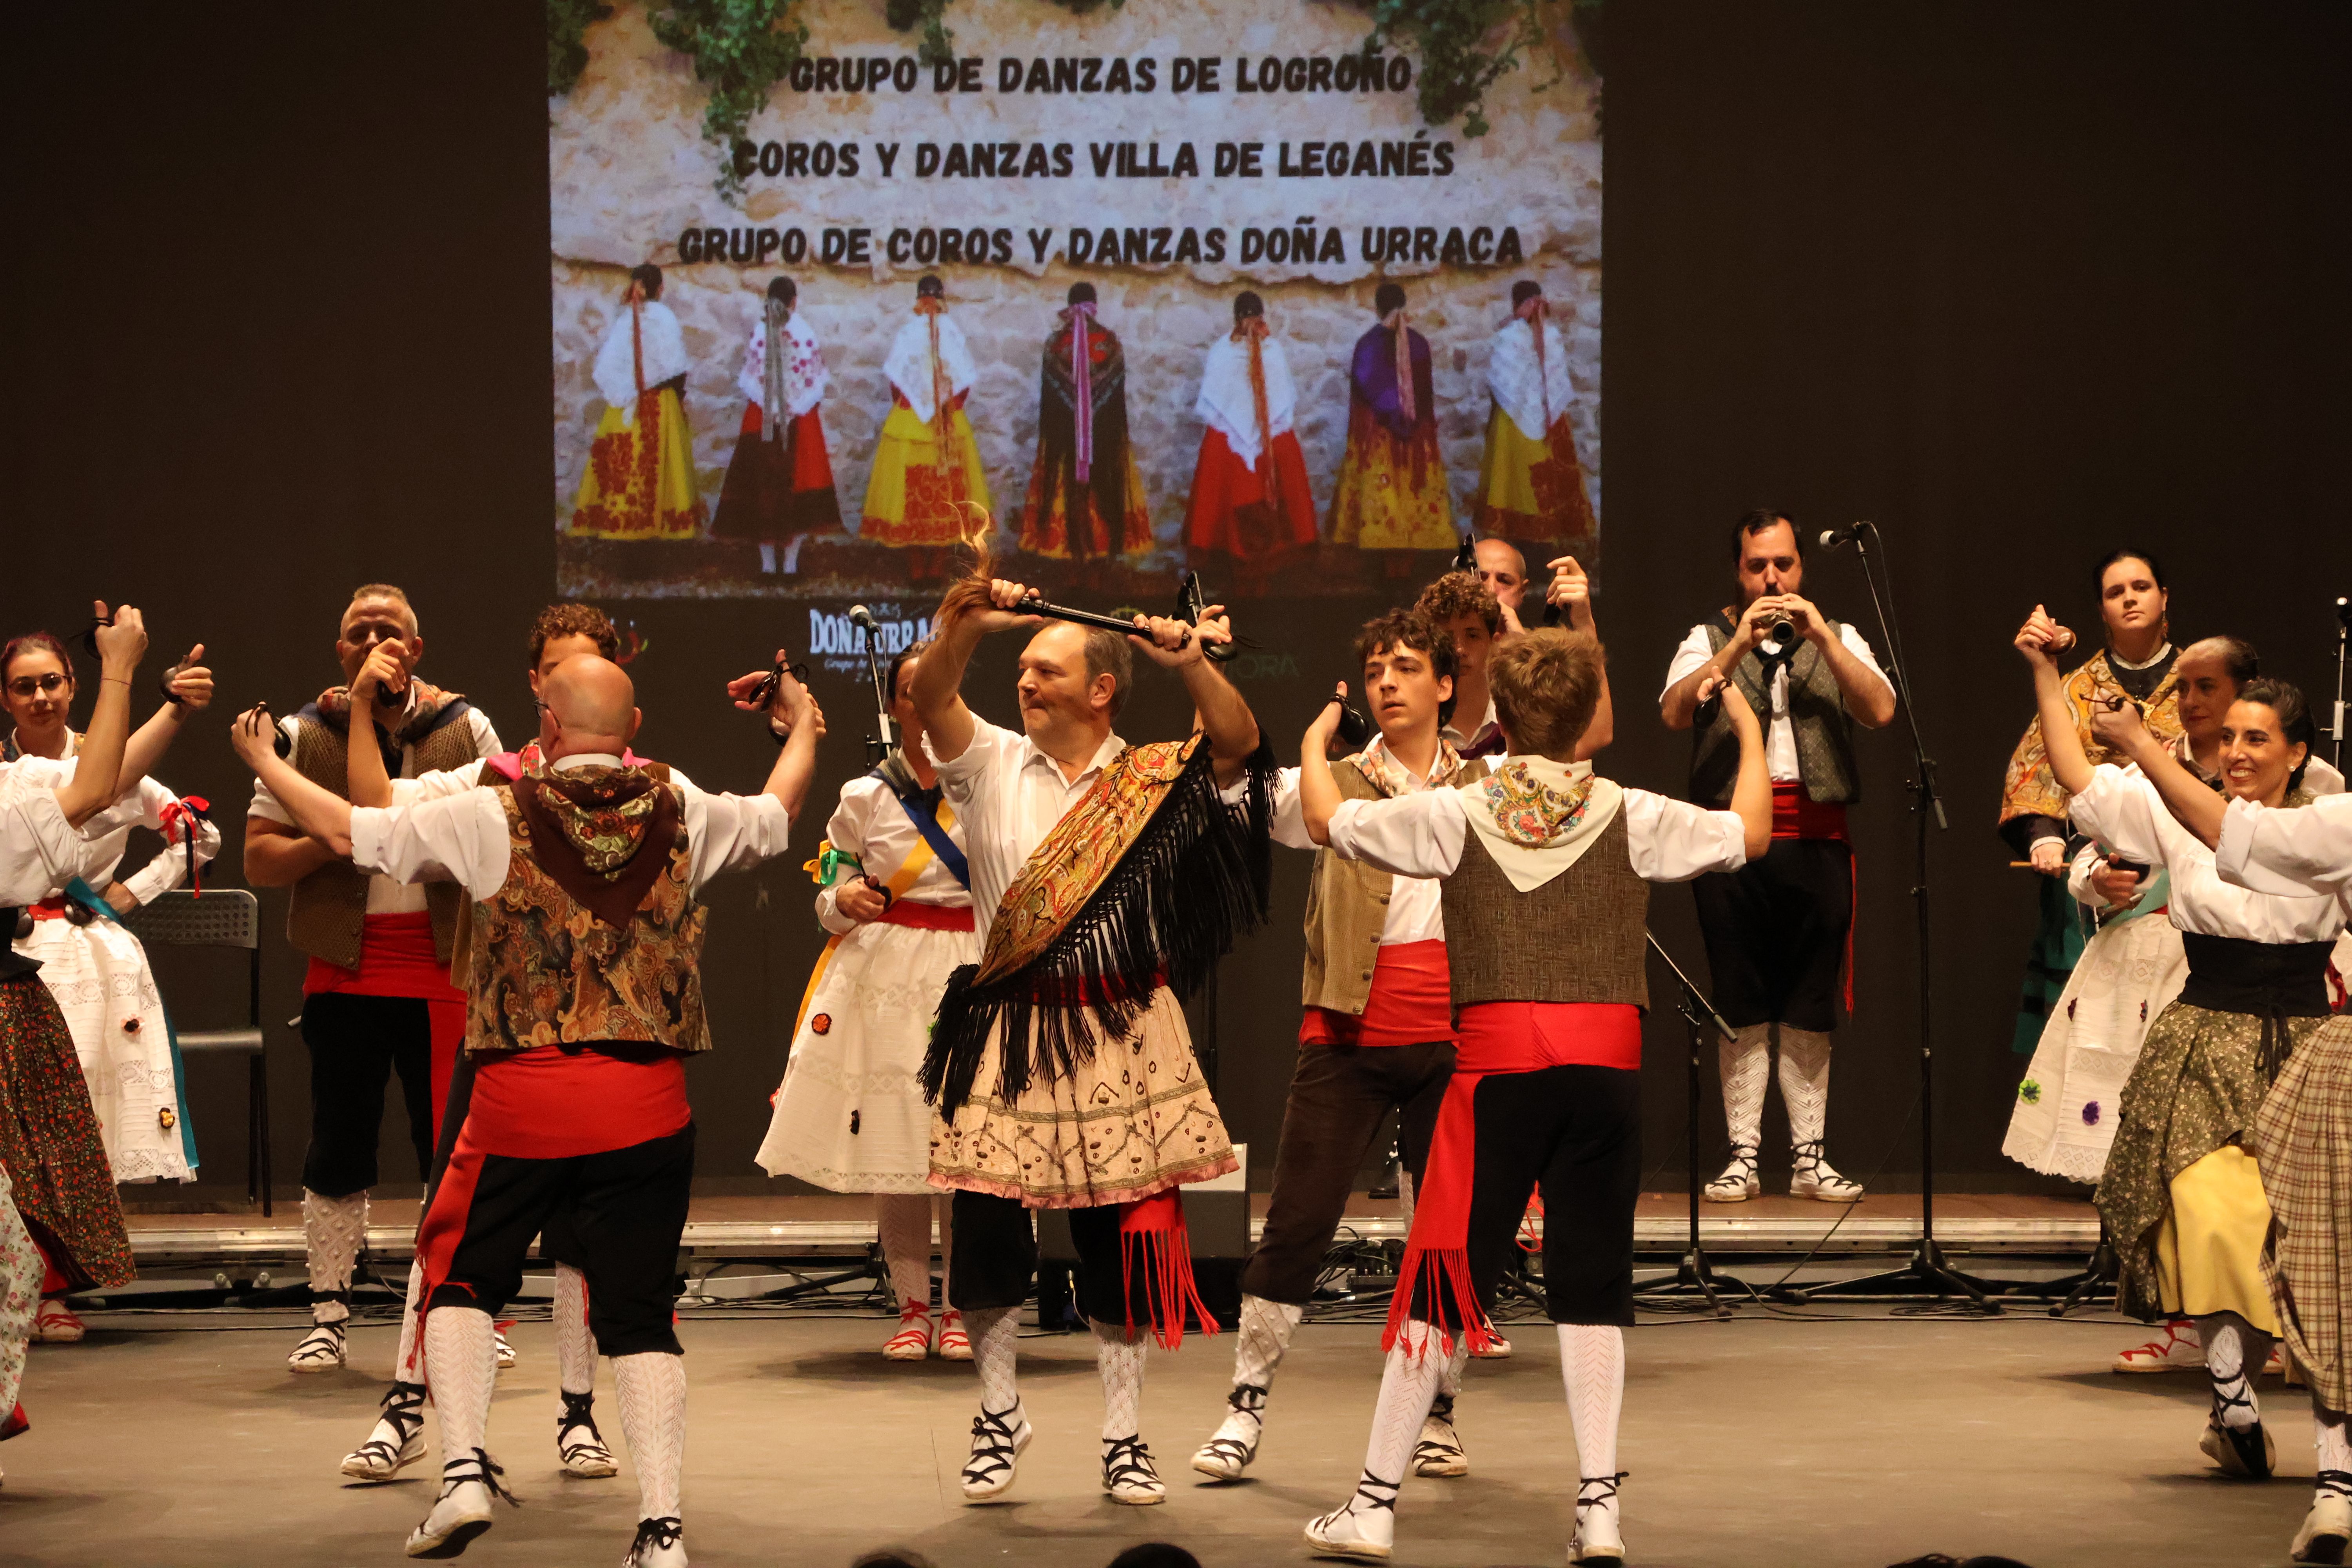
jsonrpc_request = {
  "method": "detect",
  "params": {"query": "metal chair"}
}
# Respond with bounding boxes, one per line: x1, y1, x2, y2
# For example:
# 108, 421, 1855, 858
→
118, 889, 272, 1214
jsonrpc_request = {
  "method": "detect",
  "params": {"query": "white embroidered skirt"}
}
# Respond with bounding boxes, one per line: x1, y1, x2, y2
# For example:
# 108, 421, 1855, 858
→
13, 918, 194, 1183
756, 918, 978, 1193
2001, 914, 2186, 1185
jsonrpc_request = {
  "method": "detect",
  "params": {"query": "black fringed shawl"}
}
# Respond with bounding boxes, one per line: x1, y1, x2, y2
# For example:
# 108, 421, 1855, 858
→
922, 732, 1276, 1116
1034, 319, 1135, 559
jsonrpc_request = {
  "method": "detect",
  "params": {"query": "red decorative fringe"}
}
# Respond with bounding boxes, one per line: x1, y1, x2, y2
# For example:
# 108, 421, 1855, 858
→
1383, 1243, 1498, 1358
1119, 1189, 1220, 1350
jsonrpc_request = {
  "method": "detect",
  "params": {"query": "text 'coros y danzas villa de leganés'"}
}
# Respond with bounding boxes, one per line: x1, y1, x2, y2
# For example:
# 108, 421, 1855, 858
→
672, 49, 1536, 273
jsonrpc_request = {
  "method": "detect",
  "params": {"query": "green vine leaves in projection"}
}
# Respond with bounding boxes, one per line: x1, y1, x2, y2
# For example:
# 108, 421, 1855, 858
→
1365, 0, 1556, 140
549, 0, 615, 96
646, 0, 814, 202
887, 0, 1122, 67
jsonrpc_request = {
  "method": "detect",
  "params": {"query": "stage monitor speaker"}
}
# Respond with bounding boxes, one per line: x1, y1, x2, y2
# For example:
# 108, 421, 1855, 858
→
1036, 1144, 1250, 1332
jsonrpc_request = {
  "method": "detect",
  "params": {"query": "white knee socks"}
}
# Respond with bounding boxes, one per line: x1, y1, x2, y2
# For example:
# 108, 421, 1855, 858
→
966, 1305, 1020, 1414
303, 1189, 369, 1323
425, 1307, 498, 1460
614, 1350, 686, 1523
1094, 1318, 1148, 1441
2318, 1410, 2352, 1498
1779, 1029, 1835, 1150
2200, 1312, 2272, 1430
1719, 1027, 1771, 1151
394, 1257, 425, 1375
876, 1194, 935, 1312
1558, 1323, 1626, 1538
1360, 1323, 1450, 1495
937, 1200, 953, 1306
554, 1263, 595, 1396
1230, 1294, 1303, 1400
1437, 1332, 1470, 1401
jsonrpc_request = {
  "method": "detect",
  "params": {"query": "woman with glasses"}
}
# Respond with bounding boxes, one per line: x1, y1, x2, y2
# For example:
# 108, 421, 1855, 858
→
3, 630, 216, 1343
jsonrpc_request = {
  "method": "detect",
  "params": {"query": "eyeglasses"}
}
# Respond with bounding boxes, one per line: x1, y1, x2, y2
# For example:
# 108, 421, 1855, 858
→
6, 674, 68, 697
533, 699, 562, 728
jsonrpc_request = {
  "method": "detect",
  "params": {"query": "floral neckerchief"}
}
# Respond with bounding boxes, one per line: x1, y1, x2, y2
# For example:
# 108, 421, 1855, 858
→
1480, 759, 1596, 846
1351, 733, 1465, 800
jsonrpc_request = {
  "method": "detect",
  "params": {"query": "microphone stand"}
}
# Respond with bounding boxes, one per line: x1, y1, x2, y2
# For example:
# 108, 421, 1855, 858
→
1636, 931, 1739, 1318
852, 614, 896, 768
2332, 597, 2348, 774
1777, 522, 1998, 1312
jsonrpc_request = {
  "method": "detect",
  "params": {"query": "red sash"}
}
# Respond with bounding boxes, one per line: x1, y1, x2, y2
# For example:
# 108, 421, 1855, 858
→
876, 899, 976, 933
1299, 939, 1453, 1047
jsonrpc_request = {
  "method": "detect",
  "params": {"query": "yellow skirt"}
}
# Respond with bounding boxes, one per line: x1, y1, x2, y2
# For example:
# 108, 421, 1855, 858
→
1328, 419, 1455, 551
570, 387, 705, 540
2153, 1143, 2277, 1330
861, 404, 992, 547
1472, 404, 1598, 542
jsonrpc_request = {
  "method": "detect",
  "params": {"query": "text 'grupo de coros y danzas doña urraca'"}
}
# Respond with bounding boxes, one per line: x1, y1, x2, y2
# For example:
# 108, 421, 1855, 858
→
672, 49, 1536, 273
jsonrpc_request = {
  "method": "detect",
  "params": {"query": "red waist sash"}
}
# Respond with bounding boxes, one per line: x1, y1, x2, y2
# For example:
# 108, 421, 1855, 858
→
1770, 782, 1850, 842
877, 899, 975, 933
1300, 939, 1454, 1048
464, 1046, 690, 1160
303, 911, 466, 1001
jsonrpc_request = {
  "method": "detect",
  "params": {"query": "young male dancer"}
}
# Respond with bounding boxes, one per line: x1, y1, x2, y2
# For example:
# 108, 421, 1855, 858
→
1296, 628, 1769, 1564
244, 584, 500, 1372
1192, 608, 1470, 1485
910, 562, 1273, 1506
232, 652, 822, 1566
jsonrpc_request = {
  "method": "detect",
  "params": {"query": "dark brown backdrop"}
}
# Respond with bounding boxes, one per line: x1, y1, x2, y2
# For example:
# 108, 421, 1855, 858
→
3, 3, 2347, 1207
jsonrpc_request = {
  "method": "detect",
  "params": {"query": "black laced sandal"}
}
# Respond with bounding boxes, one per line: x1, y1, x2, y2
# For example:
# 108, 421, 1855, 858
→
624, 1515, 685, 1567
555, 1390, 618, 1478
289, 1298, 349, 1372
2202, 1374, 2276, 1479
405, 1447, 518, 1559
1303, 1470, 1400, 1560
1571, 1470, 1630, 1566
1412, 1389, 1468, 1478
960, 1404, 1029, 1501
1191, 1382, 1265, 1480
342, 1380, 428, 1481
1101, 1434, 1165, 1505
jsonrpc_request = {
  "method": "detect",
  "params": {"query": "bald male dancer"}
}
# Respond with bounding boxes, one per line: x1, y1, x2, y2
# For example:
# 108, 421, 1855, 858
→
233, 654, 822, 1568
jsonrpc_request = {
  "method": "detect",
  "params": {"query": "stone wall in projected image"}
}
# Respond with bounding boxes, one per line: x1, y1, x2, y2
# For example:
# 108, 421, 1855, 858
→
550, 0, 1599, 599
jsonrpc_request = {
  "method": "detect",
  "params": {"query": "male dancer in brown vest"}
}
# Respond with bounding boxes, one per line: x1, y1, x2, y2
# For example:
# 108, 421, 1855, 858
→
1659, 510, 1895, 1204
1296, 627, 1770, 1565
244, 584, 501, 1372
1191, 607, 1475, 1483
232, 651, 820, 1567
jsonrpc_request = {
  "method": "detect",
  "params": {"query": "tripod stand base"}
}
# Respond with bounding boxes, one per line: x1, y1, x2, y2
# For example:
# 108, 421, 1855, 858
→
2026, 1238, 2120, 1317
1771, 1238, 2004, 1314
1636, 1248, 1737, 1318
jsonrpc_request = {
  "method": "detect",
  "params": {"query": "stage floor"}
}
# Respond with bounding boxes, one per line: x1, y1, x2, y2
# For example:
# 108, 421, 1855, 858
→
0, 1305, 2308, 1568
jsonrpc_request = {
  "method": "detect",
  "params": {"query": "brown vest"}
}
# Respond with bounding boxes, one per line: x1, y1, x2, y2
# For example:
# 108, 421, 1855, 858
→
1438, 802, 1649, 1012
284, 706, 483, 969
1688, 615, 1860, 806
1300, 760, 1405, 1015
464, 778, 710, 1058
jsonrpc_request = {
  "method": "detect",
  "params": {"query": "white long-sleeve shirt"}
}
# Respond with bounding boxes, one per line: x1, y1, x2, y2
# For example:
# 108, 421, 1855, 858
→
1326, 783, 1747, 884
0, 755, 220, 907
926, 715, 1125, 949
1661, 623, 1892, 785
347, 752, 792, 903
0, 768, 89, 907
811, 773, 971, 936
2071, 765, 2345, 943
2217, 793, 2352, 909
1263, 762, 1470, 946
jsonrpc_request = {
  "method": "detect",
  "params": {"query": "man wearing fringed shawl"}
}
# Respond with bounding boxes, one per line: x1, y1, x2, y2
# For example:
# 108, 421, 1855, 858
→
1018, 283, 1154, 567
908, 557, 1274, 1508
1329, 283, 1455, 563
1292, 627, 1768, 1567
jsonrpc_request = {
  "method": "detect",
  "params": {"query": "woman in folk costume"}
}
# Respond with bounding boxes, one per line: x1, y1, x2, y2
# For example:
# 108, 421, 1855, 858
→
714, 276, 841, 575
2194, 741, 2352, 1561
570, 263, 706, 541
2016, 607, 2344, 1493
757, 644, 979, 1363
1018, 283, 1154, 569
1186, 291, 1318, 588
0, 606, 156, 1393
862, 274, 991, 578
5, 630, 215, 1346
1472, 280, 1598, 547
1998, 551, 2184, 1102
1293, 628, 1769, 1565
1328, 282, 1454, 563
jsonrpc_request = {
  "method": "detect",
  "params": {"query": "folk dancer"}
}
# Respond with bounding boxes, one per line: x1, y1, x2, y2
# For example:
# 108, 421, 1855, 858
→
1470, 280, 1597, 550
1296, 626, 1769, 1564
1018, 283, 1154, 569
713, 276, 841, 575
1660, 511, 1896, 1204
909, 561, 1273, 1506
2017, 610, 2343, 1496
861, 275, 989, 579
243, 584, 501, 1373
758, 644, 978, 1363
229, 651, 822, 1566
571, 263, 705, 541
1328, 283, 1455, 567
1186, 292, 1318, 591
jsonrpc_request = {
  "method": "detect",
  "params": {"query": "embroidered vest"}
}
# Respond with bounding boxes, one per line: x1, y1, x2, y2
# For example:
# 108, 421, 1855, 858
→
464, 778, 710, 1058
1688, 617, 1860, 807
1301, 760, 1406, 1016
284, 703, 482, 969
1439, 808, 1648, 1012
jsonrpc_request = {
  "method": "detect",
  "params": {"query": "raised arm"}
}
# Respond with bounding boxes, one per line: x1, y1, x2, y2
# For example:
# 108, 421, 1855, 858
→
2015, 608, 2093, 798
1546, 560, 1615, 757
344, 642, 404, 808
757, 662, 825, 823
913, 572, 1045, 765
231, 706, 356, 858
1298, 684, 1348, 846
52, 604, 147, 828
1715, 676, 1773, 861
114, 643, 212, 799
2090, 699, 2225, 848
1134, 602, 1259, 787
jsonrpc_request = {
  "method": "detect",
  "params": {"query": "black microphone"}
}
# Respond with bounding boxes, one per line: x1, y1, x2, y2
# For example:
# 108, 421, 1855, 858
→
848, 603, 878, 632
1817, 522, 1867, 551
1451, 533, 1478, 573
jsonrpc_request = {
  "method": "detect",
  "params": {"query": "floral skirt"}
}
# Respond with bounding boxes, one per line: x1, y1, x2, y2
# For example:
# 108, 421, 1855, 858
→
713, 403, 842, 544
928, 986, 1236, 1209
860, 405, 991, 547
1328, 413, 1454, 551
1471, 405, 1596, 544
2002, 913, 2185, 1184
1018, 446, 1154, 559
0, 974, 135, 1292
570, 386, 706, 540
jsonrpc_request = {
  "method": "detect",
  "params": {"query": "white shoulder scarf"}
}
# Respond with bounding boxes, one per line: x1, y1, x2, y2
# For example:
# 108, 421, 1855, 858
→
592, 299, 690, 420
1455, 755, 1623, 893
1193, 334, 1297, 470
736, 309, 828, 420
882, 312, 977, 424
1485, 317, 1574, 442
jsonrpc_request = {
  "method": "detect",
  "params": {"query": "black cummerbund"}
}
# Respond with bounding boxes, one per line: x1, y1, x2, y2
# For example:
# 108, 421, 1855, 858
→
0, 911, 36, 980
2178, 932, 2332, 1018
